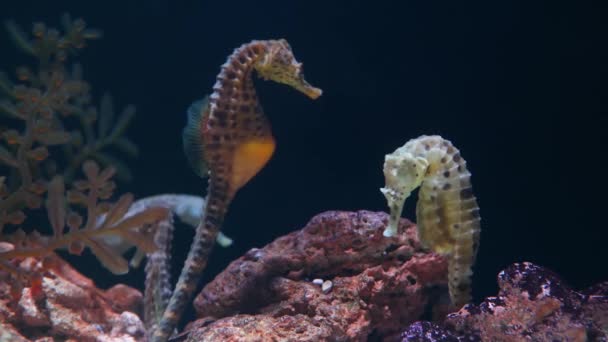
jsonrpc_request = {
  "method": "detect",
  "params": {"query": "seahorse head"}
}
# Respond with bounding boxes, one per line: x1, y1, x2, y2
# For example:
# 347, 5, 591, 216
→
381, 152, 429, 201
380, 151, 429, 237
255, 39, 322, 99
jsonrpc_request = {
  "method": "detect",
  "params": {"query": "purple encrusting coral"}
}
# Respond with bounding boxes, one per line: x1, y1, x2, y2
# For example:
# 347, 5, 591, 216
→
400, 262, 608, 341
399, 321, 479, 342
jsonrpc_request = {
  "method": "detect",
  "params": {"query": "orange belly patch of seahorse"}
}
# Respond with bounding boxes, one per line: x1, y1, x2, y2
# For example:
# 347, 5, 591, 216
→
231, 137, 276, 191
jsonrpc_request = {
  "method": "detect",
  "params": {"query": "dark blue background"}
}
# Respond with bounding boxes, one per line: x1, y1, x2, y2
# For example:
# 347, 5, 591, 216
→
3, 0, 607, 325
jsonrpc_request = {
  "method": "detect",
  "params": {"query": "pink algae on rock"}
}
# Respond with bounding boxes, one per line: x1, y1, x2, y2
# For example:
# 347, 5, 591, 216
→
0, 253, 145, 342
188, 211, 450, 341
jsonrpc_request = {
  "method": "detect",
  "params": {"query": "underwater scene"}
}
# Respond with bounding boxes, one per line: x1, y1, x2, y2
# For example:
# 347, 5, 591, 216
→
0, 1, 606, 341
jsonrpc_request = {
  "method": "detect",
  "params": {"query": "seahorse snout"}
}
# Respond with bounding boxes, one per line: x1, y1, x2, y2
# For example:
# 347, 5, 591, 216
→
294, 74, 322, 99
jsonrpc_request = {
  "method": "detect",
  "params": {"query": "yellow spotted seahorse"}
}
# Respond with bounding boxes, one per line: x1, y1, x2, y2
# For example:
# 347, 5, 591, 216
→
152, 40, 322, 341
380, 135, 480, 307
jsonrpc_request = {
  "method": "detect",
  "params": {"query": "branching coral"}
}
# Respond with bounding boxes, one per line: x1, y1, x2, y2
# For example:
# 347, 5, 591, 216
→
0, 14, 138, 207
0, 15, 167, 279
0, 161, 167, 275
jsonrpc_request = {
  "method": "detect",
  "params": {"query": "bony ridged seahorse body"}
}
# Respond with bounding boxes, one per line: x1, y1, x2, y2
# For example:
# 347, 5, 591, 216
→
380, 135, 480, 307
152, 40, 322, 341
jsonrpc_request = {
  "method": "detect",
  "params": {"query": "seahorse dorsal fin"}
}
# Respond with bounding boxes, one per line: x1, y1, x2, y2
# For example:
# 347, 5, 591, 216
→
182, 96, 210, 179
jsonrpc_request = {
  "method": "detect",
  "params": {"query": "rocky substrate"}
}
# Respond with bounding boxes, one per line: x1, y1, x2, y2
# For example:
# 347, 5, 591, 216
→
1, 211, 605, 341
0, 253, 145, 342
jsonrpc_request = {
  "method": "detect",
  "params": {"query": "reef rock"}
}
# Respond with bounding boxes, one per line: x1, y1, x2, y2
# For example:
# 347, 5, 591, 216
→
399, 262, 608, 342
189, 210, 450, 341
0, 253, 145, 342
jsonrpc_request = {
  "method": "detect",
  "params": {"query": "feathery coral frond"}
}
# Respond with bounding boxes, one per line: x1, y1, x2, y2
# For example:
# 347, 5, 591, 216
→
1, 160, 169, 275
0, 15, 159, 278
46, 176, 65, 238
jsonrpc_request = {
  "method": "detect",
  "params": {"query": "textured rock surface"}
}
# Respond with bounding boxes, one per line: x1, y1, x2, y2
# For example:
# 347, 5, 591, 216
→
0, 253, 145, 342
189, 210, 450, 341
399, 262, 608, 342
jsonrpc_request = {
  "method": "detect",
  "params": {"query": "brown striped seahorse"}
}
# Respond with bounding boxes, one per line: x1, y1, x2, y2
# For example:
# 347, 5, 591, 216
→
152, 39, 322, 341
380, 135, 481, 307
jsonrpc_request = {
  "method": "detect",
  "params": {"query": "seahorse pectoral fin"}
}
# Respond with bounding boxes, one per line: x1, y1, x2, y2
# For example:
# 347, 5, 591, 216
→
183, 96, 210, 178
231, 137, 276, 191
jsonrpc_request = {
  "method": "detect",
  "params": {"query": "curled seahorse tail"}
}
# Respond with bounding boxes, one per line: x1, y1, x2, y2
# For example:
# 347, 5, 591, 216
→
447, 248, 474, 307
151, 184, 228, 342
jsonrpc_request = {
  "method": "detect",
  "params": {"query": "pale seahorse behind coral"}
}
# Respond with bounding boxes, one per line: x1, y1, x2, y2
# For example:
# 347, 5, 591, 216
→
381, 135, 481, 307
